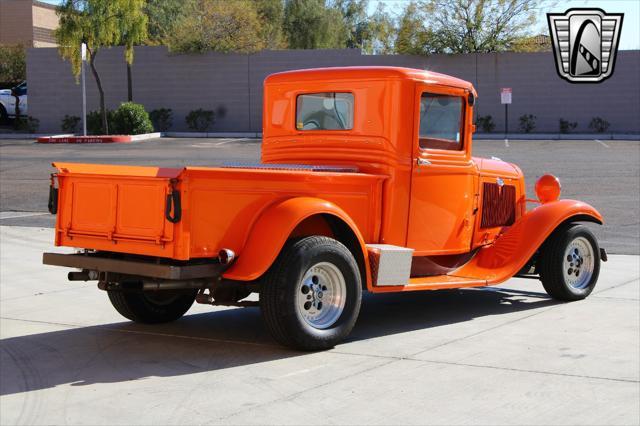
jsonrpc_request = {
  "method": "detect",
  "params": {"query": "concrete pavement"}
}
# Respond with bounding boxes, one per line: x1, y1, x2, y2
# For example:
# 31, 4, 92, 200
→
1, 226, 638, 425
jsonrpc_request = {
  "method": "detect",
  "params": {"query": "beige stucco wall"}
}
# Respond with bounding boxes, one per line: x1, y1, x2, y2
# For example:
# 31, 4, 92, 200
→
32, 2, 57, 29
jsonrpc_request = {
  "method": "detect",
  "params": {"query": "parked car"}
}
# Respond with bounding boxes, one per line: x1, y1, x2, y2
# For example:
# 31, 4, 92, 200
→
0, 81, 28, 122
43, 67, 606, 350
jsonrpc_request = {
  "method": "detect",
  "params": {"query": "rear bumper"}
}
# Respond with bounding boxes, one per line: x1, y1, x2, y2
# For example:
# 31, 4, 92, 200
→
43, 252, 225, 280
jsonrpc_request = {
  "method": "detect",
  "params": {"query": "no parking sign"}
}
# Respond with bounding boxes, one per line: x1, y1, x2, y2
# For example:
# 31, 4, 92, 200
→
501, 88, 512, 104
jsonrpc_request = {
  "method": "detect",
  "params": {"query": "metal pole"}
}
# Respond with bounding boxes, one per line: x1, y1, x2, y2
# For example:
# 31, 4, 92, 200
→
81, 43, 87, 136
505, 104, 508, 138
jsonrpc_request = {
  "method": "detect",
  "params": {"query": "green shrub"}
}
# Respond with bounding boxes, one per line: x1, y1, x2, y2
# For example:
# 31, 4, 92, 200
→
111, 102, 154, 135
186, 108, 215, 132
559, 118, 577, 134
519, 114, 536, 133
476, 115, 495, 133
86, 109, 115, 135
61, 115, 81, 134
15, 116, 39, 133
149, 108, 173, 132
589, 117, 610, 133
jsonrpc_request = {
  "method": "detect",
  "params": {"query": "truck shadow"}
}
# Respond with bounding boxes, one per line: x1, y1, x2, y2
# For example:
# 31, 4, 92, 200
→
1, 286, 556, 396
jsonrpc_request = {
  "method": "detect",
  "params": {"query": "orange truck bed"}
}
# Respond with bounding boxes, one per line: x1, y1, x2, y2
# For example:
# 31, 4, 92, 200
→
52, 162, 385, 261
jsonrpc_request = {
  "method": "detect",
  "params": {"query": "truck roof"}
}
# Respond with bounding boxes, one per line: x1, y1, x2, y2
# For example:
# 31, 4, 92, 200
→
265, 66, 476, 93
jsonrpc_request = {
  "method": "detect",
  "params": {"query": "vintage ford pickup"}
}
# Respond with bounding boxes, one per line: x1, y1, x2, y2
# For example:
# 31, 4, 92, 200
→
44, 67, 606, 350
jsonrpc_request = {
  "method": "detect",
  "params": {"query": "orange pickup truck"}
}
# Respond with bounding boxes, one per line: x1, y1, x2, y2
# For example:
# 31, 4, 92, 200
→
44, 67, 606, 350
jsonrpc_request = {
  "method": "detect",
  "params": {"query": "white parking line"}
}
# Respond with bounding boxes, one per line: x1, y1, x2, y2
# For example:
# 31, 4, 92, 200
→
0, 211, 49, 219
594, 139, 610, 148
504, 139, 510, 147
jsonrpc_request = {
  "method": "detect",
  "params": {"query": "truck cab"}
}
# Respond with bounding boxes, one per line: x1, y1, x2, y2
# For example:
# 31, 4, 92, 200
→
44, 67, 605, 350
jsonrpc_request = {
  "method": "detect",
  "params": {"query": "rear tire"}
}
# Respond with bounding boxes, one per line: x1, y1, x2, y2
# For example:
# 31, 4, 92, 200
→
538, 224, 600, 301
108, 289, 197, 323
260, 236, 362, 351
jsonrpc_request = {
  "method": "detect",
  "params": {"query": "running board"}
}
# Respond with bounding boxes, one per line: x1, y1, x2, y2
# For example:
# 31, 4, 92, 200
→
366, 244, 488, 291
372, 275, 487, 293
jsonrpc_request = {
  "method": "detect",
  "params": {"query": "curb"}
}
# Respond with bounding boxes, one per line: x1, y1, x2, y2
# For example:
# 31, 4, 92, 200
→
0, 133, 75, 140
164, 132, 262, 138
474, 133, 640, 141
36, 132, 162, 144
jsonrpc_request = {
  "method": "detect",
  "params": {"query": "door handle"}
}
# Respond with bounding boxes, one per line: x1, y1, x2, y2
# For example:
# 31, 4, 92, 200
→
416, 158, 431, 166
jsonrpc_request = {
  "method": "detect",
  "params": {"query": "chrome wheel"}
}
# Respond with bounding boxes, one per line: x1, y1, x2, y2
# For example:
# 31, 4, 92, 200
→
562, 236, 595, 289
296, 262, 347, 329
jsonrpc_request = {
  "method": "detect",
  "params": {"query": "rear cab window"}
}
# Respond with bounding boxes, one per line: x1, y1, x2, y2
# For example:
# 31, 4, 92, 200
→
296, 92, 354, 131
419, 93, 464, 151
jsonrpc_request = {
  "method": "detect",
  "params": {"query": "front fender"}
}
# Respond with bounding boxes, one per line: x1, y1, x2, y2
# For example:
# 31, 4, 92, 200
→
455, 199, 603, 284
223, 197, 369, 281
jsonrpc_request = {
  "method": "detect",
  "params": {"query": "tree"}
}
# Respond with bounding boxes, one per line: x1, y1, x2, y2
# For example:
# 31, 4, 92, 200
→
283, 0, 348, 49
168, 0, 265, 53
118, 0, 148, 101
0, 45, 26, 85
411, 0, 541, 54
395, 2, 430, 55
144, 0, 189, 45
255, 0, 287, 49
334, 0, 371, 50
55, 0, 147, 134
367, 3, 396, 54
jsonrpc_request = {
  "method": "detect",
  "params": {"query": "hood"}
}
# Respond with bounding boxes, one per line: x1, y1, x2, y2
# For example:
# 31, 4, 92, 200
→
473, 156, 522, 179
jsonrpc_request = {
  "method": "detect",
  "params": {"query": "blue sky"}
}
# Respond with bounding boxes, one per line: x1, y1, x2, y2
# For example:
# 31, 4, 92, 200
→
41, 0, 639, 50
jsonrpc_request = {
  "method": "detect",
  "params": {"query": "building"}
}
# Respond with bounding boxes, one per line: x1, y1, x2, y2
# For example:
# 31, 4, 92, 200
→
0, 0, 59, 47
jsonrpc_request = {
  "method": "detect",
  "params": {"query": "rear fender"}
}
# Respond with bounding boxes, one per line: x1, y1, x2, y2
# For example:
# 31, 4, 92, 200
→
223, 197, 370, 283
455, 199, 603, 283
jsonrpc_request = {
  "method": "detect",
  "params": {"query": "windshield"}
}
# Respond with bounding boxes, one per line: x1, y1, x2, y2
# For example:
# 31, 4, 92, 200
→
419, 93, 463, 150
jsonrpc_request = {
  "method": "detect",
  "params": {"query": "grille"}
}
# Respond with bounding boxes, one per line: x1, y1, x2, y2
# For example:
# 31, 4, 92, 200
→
481, 182, 516, 228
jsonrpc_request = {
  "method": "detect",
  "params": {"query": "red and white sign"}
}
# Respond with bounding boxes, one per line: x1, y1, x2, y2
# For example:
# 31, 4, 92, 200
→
501, 88, 512, 104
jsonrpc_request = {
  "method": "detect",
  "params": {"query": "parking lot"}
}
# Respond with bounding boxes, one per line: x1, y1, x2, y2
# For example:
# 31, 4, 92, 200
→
1, 137, 639, 424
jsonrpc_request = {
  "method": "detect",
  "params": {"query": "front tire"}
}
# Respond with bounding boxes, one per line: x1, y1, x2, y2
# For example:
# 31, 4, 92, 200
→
0, 105, 8, 125
260, 236, 362, 351
108, 289, 197, 324
538, 224, 600, 301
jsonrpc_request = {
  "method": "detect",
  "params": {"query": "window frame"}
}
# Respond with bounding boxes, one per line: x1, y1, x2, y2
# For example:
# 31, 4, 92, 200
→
295, 91, 355, 132
417, 91, 466, 152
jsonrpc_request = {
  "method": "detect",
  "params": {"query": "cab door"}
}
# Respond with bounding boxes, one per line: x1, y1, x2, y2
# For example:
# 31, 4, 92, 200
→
406, 84, 476, 255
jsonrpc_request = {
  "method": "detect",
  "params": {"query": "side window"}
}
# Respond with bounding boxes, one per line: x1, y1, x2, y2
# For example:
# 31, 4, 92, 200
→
419, 93, 464, 150
296, 92, 354, 131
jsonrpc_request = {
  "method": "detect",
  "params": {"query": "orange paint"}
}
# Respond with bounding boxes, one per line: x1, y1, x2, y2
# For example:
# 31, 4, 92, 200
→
50, 66, 603, 292
535, 174, 562, 203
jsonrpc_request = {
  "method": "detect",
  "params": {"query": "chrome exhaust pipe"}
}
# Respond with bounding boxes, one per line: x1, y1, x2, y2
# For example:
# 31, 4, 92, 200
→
218, 248, 235, 265
142, 280, 207, 291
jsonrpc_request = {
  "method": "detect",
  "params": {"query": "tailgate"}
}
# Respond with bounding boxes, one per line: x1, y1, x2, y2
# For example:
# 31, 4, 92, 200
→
53, 163, 185, 259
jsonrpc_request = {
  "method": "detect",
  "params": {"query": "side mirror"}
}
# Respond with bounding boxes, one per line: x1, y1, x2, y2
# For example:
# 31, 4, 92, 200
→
467, 93, 475, 106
